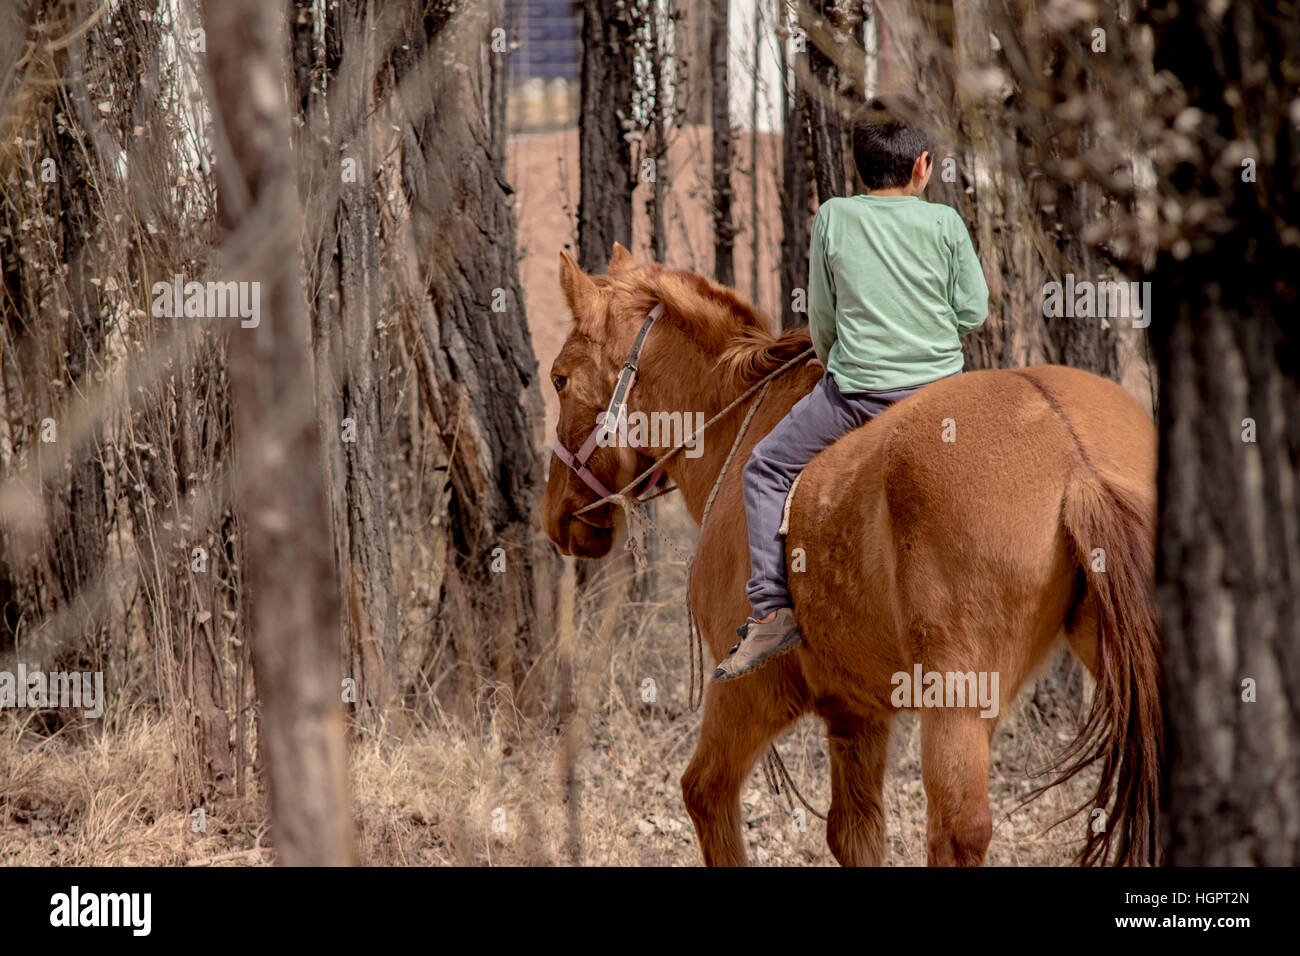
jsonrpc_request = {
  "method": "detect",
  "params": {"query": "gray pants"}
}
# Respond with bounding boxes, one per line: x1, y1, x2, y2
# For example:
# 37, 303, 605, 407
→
743, 372, 922, 618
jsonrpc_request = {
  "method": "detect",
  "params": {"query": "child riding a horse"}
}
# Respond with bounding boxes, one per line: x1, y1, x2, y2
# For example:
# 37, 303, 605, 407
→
714, 95, 990, 681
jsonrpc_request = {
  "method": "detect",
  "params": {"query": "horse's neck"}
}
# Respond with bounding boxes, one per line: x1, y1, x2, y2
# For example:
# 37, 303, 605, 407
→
655, 373, 812, 527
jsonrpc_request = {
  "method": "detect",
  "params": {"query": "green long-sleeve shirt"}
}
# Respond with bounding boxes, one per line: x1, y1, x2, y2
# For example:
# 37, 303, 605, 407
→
807, 194, 989, 393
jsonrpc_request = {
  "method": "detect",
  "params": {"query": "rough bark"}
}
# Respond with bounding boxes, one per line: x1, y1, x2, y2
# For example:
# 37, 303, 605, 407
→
647, 0, 672, 263
0, 0, 112, 686
710, 0, 734, 286
919, 0, 1004, 374
1009, 0, 1118, 378
779, 0, 812, 331
578, 0, 635, 273
805, 0, 849, 204
390, 0, 554, 719
572, 1, 653, 629
681, 0, 712, 126
202, 0, 355, 865
748, 0, 766, 304
293, 0, 400, 721
1149, 0, 1300, 865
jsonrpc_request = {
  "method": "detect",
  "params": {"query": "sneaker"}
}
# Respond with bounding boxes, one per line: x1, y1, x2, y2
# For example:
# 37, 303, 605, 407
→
712, 608, 802, 682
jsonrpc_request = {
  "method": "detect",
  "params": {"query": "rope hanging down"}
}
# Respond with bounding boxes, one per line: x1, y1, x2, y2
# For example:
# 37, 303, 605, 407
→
568, 345, 827, 823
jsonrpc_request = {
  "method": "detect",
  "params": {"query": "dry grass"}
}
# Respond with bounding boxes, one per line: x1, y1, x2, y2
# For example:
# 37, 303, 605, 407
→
0, 693, 1094, 868
0, 710, 261, 866
0, 499, 1098, 867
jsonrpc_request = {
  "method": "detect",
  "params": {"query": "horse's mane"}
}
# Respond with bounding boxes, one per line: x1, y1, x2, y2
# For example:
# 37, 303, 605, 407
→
611, 265, 813, 391
716, 324, 814, 391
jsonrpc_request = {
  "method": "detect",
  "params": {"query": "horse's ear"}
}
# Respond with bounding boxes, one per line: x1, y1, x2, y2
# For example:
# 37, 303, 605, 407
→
559, 250, 596, 318
607, 242, 636, 275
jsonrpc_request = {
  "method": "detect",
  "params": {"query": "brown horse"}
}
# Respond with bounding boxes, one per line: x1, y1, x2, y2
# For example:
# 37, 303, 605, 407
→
540, 244, 1162, 866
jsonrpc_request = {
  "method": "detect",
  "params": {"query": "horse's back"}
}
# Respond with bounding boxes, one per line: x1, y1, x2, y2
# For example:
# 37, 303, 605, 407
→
785, 365, 1155, 706
879, 364, 1153, 503
797, 364, 1154, 541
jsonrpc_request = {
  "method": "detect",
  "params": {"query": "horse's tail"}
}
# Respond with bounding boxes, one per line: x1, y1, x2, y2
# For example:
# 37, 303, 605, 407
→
1054, 471, 1163, 866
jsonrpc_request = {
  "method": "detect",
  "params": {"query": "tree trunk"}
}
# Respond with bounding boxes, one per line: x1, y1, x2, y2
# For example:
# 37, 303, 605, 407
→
30, 1, 109, 663
1012, 0, 1118, 378
573, 0, 655, 635
202, 0, 355, 866
389, 0, 554, 719
682, 0, 712, 126
779, 0, 811, 330
1149, 0, 1300, 865
579, 0, 635, 273
292, 0, 400, 722
805, 0, 849, 204
748, 0, 762, 304
0, 0, 115, 700
710, 0, 734, 286
648, 0, 672, 264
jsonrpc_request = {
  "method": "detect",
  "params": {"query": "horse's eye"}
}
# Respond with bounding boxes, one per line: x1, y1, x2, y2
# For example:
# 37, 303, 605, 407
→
552, 375, 568, 393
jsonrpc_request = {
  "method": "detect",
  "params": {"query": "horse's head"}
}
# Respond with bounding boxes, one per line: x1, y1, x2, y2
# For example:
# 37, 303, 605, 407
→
540, 243, 663, 558
540, 243, 804, 558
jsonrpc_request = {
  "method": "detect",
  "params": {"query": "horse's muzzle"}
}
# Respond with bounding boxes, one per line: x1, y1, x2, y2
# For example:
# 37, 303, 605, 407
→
559, 507, 614, 559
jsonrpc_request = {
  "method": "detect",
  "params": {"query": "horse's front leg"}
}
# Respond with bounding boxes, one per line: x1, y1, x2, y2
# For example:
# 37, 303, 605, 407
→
682, 658, 807, 866
821, 706, 894, 866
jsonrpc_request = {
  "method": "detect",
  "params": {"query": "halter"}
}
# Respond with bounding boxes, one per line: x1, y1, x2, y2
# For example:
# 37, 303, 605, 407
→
551, 303, 670, 502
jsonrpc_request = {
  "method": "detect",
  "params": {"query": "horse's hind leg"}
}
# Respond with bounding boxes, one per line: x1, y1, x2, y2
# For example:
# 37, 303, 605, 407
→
823, 708, 892, 866
921, 709, 995, 866
682, 663, 806, 866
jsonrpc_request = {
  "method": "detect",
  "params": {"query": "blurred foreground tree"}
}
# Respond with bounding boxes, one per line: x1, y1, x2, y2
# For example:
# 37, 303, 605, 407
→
202, 0, 355, 865
1148, 0, 1300, 865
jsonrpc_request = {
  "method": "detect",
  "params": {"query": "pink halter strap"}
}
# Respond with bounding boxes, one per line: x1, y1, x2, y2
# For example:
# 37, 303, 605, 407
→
552, 303, 668, 502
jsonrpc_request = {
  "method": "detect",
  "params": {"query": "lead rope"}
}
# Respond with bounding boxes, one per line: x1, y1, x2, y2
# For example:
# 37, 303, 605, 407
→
572, 346, 827, 824
686, 378, 771, 712
766, 745, 828, 822
571, 347, 815, 525
683, 378, 828, 825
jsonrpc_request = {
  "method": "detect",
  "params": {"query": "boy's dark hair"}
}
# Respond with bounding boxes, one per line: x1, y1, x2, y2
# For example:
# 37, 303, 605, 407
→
851, 96, 935, 190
